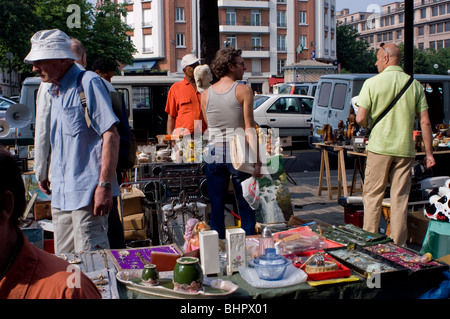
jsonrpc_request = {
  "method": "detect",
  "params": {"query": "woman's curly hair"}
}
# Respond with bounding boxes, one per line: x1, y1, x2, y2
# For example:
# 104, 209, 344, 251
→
210, 47, 242, 78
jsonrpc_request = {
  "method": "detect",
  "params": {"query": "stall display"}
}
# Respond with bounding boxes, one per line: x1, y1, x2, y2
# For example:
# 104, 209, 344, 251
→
325, 245, 410, 281
319, 224, 392, 246
106, 244, 182, 271
248, 248, 291, 281
365, 243, 449, 276
273, 226, 343, 255
285, 251, 351, 281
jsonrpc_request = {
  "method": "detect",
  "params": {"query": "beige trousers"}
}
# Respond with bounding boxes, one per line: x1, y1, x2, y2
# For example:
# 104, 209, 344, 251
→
362, 151, 414, 246
52, 202, 110, 254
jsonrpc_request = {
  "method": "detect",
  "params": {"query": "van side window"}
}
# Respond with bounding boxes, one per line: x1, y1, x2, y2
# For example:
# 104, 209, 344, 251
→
294, 86, 308, 95
318, 82, 332, 107
311, 85, 317, 97
331, 83, 347, 110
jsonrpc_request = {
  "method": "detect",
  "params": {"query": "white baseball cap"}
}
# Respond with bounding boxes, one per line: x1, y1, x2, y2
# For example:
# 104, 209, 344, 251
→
24, 29, 77, 64
181, 54, 201, 70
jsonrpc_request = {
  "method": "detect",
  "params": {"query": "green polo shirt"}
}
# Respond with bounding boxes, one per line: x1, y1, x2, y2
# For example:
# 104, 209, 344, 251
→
356, 66, 428, 158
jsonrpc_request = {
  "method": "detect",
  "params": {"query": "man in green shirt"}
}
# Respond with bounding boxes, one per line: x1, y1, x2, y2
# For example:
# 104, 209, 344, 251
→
356, 43, 435, 246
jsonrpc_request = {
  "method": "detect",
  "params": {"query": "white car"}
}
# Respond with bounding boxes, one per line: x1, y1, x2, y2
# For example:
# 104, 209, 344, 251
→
0, 95, 16, 119
253, 94, 314, 138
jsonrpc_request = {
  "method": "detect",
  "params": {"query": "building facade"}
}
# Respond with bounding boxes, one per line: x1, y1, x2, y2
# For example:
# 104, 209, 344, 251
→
336, 0, 450, 52
111, 0, 336, 91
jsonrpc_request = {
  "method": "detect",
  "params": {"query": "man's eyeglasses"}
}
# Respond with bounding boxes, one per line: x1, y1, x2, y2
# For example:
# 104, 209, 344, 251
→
234, 61, 245, 67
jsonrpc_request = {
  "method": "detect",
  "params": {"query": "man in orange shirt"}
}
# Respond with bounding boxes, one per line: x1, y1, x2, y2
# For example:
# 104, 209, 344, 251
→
165, 54, 207, 136
0, 146, 101, 299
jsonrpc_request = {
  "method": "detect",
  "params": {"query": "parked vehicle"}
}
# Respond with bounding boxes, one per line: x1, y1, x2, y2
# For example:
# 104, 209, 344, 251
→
277, 82, 318, 97
308, 73, 450, 147
0, 95, 23, 145
14, 74, 182, 146
0, 95, 16, 118
253, 94, 314, 138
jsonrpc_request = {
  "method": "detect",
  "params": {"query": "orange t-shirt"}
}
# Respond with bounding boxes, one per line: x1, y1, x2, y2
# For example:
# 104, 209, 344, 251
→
0, 234, 101, 299
165, 78, 207, 135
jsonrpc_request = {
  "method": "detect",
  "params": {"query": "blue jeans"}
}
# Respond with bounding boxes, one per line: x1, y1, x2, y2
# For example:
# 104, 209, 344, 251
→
205, 145, 255, 239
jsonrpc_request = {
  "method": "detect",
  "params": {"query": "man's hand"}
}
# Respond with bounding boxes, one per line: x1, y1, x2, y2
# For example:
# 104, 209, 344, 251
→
93, 185, 113, 216
38, 179, 52, 195
423, 154, 436, 170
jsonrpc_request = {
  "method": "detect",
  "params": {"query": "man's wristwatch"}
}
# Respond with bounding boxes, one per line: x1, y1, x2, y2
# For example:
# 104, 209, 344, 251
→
98, 181, 112, 189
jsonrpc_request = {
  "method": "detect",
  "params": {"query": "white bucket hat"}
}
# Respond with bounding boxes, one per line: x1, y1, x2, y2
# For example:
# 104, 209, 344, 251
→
181, 54, 201, 70
24, 29, 77, 64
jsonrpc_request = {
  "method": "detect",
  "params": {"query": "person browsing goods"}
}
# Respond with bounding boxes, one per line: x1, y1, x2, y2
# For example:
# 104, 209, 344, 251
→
356, 42, 435, 246
201, 47, 261, 238
165, 54, 207, 136
24, 29, 120, 254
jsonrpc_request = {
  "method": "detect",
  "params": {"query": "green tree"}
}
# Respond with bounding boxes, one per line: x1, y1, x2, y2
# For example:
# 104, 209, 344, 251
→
85, 1, 136, 69
0, 0, 40, 73
0, 0, 135, 76
336, 23, 377, 73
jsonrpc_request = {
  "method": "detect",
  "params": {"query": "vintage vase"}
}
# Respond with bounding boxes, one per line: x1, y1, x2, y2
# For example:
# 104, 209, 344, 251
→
141, 264, 159, 285
173, 257, 203, 293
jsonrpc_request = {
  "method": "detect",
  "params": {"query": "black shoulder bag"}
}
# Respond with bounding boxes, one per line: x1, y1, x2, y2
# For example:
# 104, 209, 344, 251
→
371, 76, 414, 130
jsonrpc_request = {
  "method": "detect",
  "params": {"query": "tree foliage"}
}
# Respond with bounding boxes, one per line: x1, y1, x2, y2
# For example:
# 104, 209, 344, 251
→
0, 0, 135, 76
336, 22, 377, 73
337, 22, 450, 76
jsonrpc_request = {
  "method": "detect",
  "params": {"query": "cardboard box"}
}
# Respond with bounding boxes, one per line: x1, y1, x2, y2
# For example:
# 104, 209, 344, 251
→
123, 213, 145, 230
124, 228, 147, 241
120, 187, 145, 217
34, 200, 52, 221
407, 211, 430, 245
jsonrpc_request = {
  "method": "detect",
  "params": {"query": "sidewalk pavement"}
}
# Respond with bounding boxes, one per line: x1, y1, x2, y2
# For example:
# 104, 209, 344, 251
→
286, 170, 360, 226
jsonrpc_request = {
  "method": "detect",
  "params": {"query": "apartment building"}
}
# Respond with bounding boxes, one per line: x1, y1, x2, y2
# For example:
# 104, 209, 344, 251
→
112, 0, 336, 91
0, 68, 20, 97
336, 0, 450, 52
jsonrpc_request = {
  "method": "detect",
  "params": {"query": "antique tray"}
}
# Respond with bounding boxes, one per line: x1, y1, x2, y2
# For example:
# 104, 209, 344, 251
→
116, 270, 239, 299
319, 224, 392, 247
106, 244, 182, 271
285, 250, 351, 281
325, 246, 410, 282
364, 243, 449, 278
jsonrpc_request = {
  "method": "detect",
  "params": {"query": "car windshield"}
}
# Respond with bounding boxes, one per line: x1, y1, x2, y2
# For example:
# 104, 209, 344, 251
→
253, 95, 270, 110
0, 98, 14, 111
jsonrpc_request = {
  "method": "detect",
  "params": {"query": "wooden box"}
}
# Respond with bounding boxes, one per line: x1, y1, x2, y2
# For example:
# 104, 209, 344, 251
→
123, 213, 145, 230
34, 200, 52, 221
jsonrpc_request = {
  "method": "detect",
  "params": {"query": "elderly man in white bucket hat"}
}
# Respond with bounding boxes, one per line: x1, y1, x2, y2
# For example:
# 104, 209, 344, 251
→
165, 53, 208, 136
25, 29, 120, 254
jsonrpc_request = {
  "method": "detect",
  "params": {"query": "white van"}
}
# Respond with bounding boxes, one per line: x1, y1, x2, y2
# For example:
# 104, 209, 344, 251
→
277, 82, 318, 97
16, 75, 182, 146
308, 73, 450, 147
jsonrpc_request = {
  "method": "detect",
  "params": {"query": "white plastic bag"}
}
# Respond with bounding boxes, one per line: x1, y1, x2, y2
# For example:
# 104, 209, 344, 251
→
242, 177, 260, 210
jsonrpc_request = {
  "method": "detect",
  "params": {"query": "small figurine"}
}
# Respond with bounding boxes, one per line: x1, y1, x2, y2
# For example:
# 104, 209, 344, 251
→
333, 120, 346, 145
322, 124, 335, 145
183, 219, 210, 253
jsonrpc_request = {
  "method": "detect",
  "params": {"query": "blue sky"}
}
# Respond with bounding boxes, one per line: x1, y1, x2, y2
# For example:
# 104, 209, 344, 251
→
336, 0, 398, 13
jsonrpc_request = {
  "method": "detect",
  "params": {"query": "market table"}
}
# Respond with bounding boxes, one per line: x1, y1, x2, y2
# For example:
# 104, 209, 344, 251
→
58, 245, 447, 299
314, 143, 349, 200
116, 266, 445, 299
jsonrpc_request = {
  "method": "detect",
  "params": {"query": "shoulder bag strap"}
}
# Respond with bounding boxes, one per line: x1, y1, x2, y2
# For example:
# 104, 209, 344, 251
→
76, 70, 91, 128
371, 75, 414, 130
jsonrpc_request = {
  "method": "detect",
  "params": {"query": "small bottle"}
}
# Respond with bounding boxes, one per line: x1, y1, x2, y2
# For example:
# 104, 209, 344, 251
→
419, 252, 433, 263
259, 227, 274, 256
